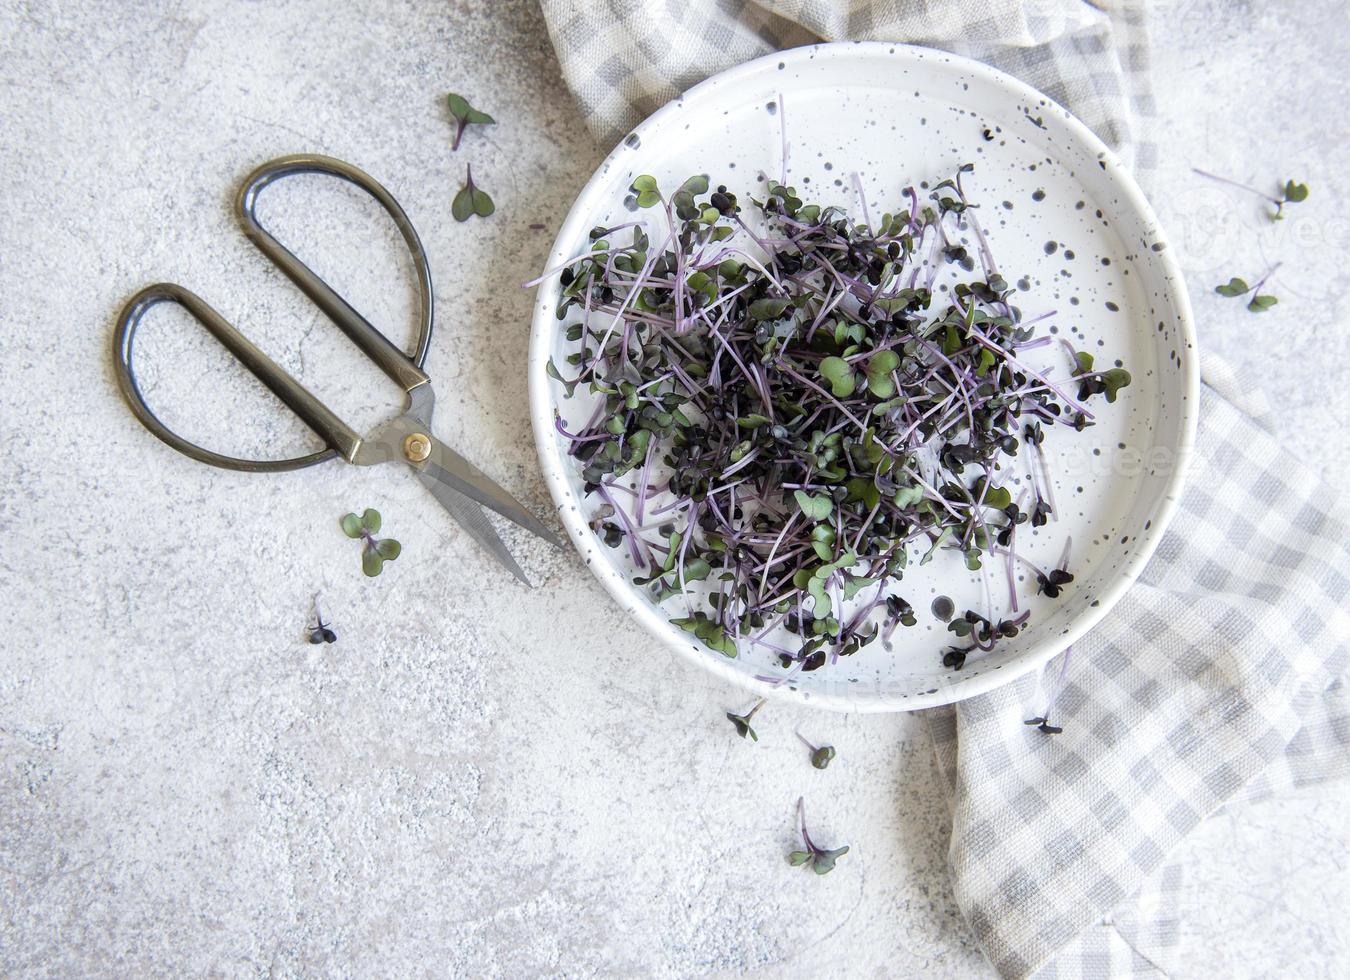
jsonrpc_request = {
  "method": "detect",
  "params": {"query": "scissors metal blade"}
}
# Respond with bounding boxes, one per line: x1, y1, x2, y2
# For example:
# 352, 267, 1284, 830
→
354, 399, 563, 578
423, 442, 564, 550
416, 467, 532, 586
356, 411, 562, 547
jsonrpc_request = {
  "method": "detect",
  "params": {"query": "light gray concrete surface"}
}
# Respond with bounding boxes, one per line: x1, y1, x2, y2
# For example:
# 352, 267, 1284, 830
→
0, 0, 1346, 976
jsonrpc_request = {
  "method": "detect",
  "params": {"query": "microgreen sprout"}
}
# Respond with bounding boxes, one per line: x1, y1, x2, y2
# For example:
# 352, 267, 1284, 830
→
452, 165, 494, 222
787, 797, 849, 875
341, 508, 401, 576
726, 697, 766, 740
1215, 263, 1280, 313
629, 174, 661, 208
1034, 535, 1076, 599
307, 597, 337, 644
1069, 349, 1131, 403
796, 731, 836, 769
543, 164, 1129, 674
1036, 568, 1075, 598
1023, 716, 1063, 735
446, 93, 494, 151
1024, 644, 1072, 734
1192, 169, 1309, 221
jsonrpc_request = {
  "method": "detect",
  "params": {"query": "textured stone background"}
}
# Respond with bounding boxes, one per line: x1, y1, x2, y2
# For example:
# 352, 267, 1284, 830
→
1, 0, 1346, 976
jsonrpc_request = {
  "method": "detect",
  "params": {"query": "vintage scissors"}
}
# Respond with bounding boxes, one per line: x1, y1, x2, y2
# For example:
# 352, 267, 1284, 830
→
112, 153, 560, 584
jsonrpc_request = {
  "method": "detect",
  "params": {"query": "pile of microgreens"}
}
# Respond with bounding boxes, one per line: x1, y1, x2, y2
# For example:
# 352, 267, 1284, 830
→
1194, 169, 1310, 312
542, 164, 1129, 677
448, 93, 495, 221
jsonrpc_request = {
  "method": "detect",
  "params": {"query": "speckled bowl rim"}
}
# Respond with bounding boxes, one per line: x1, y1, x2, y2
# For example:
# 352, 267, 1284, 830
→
529, 41, 1199, 713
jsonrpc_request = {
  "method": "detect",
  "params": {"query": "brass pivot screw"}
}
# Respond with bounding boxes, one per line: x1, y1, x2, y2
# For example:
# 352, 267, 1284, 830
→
403, 432, 432, 463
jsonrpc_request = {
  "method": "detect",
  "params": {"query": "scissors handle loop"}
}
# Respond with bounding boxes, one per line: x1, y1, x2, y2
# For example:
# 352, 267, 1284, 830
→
112, 283, 354, 471
236, 154, 433, 393
112, 155, 435, 472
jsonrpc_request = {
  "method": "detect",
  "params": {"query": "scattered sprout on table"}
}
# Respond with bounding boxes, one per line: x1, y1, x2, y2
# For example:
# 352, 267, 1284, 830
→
1215, 266, 1281, 313
446, 92, 495, 151
787, 797, 848, 875
308, 596, 337, 644
341, 508, 402, 576
1192, 168, 1309, 221
796, 731, 836, 769
726, 697, 766, 741
452, 164, 494, 222
445, 93, 495, 221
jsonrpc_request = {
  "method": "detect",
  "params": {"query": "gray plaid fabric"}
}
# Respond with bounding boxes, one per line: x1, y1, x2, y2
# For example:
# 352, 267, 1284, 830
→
928, 379, 1350, 977
541, 0, 1154, 169
538, 2, 1350, 976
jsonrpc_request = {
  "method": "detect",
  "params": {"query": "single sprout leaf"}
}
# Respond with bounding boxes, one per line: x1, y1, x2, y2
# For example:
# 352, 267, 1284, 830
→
375, 538, 402, 560
1099, 368, 1132, 402
447, 92, 495, 150
819, 356, 857, 397
452, 165, 494, 221
680, 174, 710, 196
920, 527, 953, 565
748, 297, 791, 321
1283, 179, 1309, 203
893, 485, 924, 509
794, 490, 833, 521
983, 486, 1012, 510
1215, 277, 1249, 297
865, 350, 900, 397
630, 174, 661, 208
1247, 294, 1278, 312
361, 548, 385, 577
813, 845, 850, 875
340, 513, 363, 538
682, 557, 713, 581
546, 359, 579, 397
361, 508, 381, 533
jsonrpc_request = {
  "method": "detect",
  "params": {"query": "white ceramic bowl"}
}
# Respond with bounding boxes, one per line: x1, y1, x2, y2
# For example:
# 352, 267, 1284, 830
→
529, 42, 1197, 712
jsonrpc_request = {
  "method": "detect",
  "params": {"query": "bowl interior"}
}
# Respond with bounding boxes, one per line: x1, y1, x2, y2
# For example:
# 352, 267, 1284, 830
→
529, 42, 1196, 711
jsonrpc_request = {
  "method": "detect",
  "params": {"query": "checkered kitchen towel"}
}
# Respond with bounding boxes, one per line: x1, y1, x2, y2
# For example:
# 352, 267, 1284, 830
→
538, 2, 1350, 977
